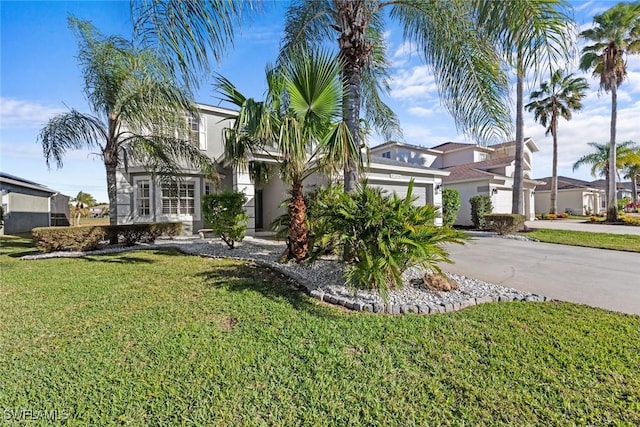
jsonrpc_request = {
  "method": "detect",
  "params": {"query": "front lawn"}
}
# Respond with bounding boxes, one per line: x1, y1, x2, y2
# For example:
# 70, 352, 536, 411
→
1, 236, 639, 425
522, 228, 640, 252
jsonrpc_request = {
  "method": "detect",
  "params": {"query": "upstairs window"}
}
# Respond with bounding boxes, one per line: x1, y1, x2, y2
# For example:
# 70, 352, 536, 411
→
382, 151, 391, 158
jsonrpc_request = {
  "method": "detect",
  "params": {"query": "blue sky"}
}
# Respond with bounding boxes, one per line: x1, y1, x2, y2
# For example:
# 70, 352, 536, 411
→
1, 0, 638, 202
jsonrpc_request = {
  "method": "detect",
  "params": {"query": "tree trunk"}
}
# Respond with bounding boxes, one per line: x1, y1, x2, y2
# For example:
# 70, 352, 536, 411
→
287, 180, 309, 262
632, 173, 638, 206
335, 0, 369, 193
512, 63, 524, 215
607, 82, 618, 222
550, 112, 558, 214
104, 147, 119, 244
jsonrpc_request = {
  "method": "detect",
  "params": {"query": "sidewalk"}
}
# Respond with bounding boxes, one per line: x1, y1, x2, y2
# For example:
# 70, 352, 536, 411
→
525, 219, 640, 235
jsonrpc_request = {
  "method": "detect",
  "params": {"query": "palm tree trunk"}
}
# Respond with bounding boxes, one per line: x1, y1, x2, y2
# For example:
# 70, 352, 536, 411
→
287, 180, 309, 262
550, 117, 558, 214
607, 82, 618, 222
336, 0, 368, 193
512, 62, 524, 215
632, 173, 638, 206
104, 146, 118, 244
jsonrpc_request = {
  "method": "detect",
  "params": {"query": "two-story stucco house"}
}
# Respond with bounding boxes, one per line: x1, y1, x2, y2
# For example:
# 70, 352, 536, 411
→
115, 103, 450, 234
370, 138, 542, 226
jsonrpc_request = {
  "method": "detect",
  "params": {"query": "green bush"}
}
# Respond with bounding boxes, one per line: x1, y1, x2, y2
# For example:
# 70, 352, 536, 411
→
32, 222, 182, 252
202, 191, 248, 248
309, 181, 465, 300
469, 194, 493, 229
32, 226, 107, 252
484, 214, 526, 235
617, 197, 632, 212
442, 188, 461, 227
106, 222, 182, 246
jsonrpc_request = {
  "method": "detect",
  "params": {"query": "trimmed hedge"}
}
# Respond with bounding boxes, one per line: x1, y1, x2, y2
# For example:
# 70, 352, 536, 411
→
484, 214, 526, 235
32, 222, 182, 253
442, 188, 461, 227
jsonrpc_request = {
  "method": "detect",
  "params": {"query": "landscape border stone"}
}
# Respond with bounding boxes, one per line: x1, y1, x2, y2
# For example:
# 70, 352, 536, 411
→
20, 237, 552, 315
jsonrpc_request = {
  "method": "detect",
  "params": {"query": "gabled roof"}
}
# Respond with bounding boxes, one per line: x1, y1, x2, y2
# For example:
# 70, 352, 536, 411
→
590, 179, 634, 191
370, 140, 442, 154
442, 157, 514, 182
0, 172, 60, 194
430, 142, 474, 152
534, 176, 603, 192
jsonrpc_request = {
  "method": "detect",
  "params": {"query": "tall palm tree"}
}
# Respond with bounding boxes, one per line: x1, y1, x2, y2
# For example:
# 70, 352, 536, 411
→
580, 2, 640, 222
475, 0, 575, 216
573, 140, 636, 206
525, 70, 589, 214
280, 0, 514, 192
216, 51, 360, 261
130, 0, 255, 90
39, 18, 217, 227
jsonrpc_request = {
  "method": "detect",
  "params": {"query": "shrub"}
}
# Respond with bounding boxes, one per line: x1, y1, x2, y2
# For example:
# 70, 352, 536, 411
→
617, 197, 632, 212
469, 195, 493, 229
106, 222, 182, 246
309, 181, 465, 301
32, 226, 107, 252
32, 222, 182, 252
202, 191, 248, 249
484, 214, 526, 235
442, 188, 461, 227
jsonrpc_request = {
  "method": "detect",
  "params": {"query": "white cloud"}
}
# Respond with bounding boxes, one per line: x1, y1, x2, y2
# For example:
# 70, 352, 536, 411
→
0, 98, 64, 129
390, 65, 438, 100
407, 107, 434, 117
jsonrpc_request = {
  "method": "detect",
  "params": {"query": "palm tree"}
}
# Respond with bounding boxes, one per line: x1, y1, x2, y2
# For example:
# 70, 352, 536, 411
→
280, 0, 515, 192
39, 18, 217, 227
475, 0, 575, 216
579, 2, 640, 222
130, 0, 255, 90
215, 51, 360, 261
525, 70, 589, 214
622, 145, 640, 204
573, 140, 636, 206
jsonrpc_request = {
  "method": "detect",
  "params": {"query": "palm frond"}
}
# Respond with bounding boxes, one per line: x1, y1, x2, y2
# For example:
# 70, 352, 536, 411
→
39, 110, 107, 168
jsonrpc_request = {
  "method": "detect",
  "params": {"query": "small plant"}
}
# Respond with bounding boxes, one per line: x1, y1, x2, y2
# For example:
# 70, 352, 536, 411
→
484, 214, 526, 235
202, 191, 248, 249
469, 195, 493, 229
309, 181, 465, 300
442, 188, 461, 227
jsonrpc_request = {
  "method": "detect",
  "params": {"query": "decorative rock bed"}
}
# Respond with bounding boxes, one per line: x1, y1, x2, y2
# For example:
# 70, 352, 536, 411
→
22, 236, 551, 314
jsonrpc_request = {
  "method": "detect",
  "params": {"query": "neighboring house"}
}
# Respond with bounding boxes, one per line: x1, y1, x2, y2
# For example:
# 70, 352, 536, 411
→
0, 172, 70, 234
533, 176, 605, 215
370, 138, 541, 226
89, 204, 109, 218
590, 179, 635, 201
115, 103, 449, 235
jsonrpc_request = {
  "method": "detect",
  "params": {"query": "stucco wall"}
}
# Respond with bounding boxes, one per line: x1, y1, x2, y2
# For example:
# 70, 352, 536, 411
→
445, 181, 488, 226
2, 193, 50, 234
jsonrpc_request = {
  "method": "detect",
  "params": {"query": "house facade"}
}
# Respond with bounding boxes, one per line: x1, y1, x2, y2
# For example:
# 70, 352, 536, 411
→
115, 103, 449, 234
0, 172, 70, 234
370, 139, 541, 226
533, 176, 605, 216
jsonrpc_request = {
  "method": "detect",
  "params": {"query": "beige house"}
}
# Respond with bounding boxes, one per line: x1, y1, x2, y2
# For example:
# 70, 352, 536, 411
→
115, 103, 449, 234
370, 138, 541, 226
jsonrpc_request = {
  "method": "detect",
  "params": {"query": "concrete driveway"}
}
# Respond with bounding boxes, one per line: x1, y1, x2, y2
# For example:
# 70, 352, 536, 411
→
442, 234, 640, 315
525, 218, 640, 235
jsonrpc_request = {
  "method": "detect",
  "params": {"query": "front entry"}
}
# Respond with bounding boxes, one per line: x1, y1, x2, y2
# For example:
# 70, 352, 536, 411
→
255, 189, 263, 230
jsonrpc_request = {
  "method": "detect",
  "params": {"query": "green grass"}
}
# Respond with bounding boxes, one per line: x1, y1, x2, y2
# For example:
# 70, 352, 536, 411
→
1, 235, 639, 426
523, 229, 640, 252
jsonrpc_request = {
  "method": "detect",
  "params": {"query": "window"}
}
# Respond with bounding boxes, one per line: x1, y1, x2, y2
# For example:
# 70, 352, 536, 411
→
382, 151, 391, 158
137, 180, 150, 216
601, 199, 606, 209
186, 115, 200, 146
162, 183, 195, 215
477, 152, 489, 161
